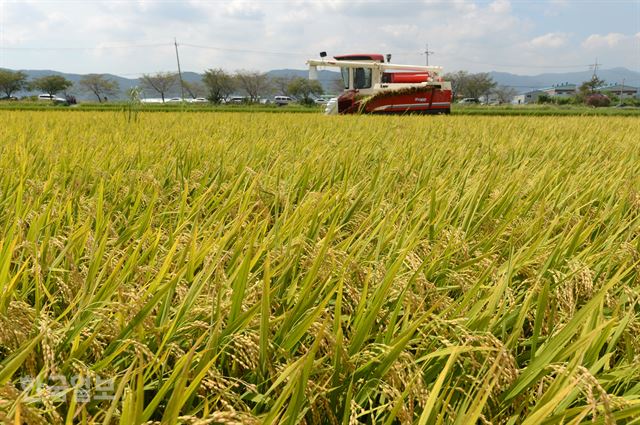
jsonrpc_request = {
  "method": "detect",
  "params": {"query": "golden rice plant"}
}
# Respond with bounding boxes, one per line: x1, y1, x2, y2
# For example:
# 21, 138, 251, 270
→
1, 111, 640, 424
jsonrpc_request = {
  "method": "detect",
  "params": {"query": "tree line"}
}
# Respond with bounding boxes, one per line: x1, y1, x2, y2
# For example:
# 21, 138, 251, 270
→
5, 68, 571, 106
442, 71, 517, 103
0, 68, 324, 104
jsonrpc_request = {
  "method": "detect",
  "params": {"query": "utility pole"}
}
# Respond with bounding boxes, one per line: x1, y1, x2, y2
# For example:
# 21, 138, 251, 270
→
619, 78, 625, 106
174, 38, 185, 100
423, 43, 434, 66
589, 57, 600, 80
587, 58, 602, 94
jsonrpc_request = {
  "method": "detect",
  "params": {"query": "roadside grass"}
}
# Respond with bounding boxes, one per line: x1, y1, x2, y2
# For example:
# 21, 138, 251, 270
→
0, 101, 323, 114
453, 104, 640, 116
0, 112, 640, 423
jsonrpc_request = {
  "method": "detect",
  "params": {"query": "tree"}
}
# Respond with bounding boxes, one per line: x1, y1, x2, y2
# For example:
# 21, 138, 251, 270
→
140, 72, 178, 102
537, 93, 552, 104
579, 75, 605, 95
79, 74, 119, 102
183, 80, 206, 99
288, 77, 324, 105
463, 73, 497, 99
0, 69, 28, 98
492, 85, 517, 104
202, 69, 235, 103
443, 70, 469, 100
234, 70, 270, 102
271, 75, 294, 96
30, 75, 73, 97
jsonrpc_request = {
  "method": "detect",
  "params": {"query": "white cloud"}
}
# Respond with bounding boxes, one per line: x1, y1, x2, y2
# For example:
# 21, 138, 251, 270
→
381, 24, 420, 38
489, 0, 511, 14
0, 1, 637, 75
529, 32, 569, 49
223, 1, 265, 20
582, 33, 628, 49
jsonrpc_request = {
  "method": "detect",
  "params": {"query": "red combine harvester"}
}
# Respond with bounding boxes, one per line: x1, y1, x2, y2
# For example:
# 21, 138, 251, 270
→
307, 53, 452, 115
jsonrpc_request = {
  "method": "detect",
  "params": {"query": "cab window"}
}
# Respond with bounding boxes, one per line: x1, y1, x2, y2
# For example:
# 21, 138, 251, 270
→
354, 68, 372, 89
340, 67, 349, 89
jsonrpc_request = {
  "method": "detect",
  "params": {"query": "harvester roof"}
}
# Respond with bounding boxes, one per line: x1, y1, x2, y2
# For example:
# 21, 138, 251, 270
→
334, 54, 385, 62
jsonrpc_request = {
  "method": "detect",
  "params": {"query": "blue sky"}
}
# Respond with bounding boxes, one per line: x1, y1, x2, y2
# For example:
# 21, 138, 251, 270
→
0, 0, 638, 76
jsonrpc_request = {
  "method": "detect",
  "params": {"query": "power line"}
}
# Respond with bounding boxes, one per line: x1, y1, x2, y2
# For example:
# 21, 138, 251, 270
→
1, 41, 311, 58
1, 40, 636, 76
180, 43, 310, 57
0, 43, 170, 51
385, 49, 600, 70
0, 42, 612, 71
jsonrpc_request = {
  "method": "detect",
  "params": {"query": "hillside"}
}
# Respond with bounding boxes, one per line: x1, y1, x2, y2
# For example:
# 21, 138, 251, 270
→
489, 67, 640, 93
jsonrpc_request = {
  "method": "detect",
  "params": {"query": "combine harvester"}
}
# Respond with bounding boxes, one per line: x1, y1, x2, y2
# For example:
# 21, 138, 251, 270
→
308, 53, 452, 115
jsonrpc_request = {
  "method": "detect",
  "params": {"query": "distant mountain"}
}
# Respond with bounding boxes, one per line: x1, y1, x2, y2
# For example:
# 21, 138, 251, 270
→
489, 67, 640, 93
4, 66, 639, 99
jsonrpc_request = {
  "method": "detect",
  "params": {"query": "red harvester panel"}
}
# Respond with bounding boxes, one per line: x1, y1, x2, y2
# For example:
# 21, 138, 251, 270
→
384, 73, 431, 83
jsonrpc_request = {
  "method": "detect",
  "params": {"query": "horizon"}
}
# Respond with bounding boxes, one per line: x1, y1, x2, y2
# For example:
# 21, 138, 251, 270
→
3, 65, 639, 83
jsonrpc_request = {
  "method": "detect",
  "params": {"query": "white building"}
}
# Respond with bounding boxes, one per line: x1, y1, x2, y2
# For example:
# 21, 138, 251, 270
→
513, 90, 545, 104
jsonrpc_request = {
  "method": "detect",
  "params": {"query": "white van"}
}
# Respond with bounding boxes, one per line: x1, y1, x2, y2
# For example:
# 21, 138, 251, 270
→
225, 96, 246, 104
38, 94, 67, 103
274, 95, 293, 106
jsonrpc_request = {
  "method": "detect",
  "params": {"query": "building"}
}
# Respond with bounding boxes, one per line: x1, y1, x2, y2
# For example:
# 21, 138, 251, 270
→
597, 83, 638, 99
513, 90, 545, 104
513, 83, 578, 104
542, 83, 577, 97
479, 94, 499, 104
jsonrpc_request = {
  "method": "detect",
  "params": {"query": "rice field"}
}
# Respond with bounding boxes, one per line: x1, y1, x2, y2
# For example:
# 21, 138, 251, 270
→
1, 111, 640, 424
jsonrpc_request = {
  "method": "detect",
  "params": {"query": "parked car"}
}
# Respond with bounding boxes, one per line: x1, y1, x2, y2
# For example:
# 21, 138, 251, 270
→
458, 98, 480, 104
0, 96, 18, 101
313, 98, 328, 105
190, 97, 208, 103
140, 98, 164, 104
274, 95, 294, 106
166, 97, 185, 103
226, 96, 246, 104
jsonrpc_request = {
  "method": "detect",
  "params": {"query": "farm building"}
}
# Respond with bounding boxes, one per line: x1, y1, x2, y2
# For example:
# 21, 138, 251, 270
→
542, 83, 577, 97
514, 83, 578, 104
512, 90, 545, 104
597, 83, 638, 99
